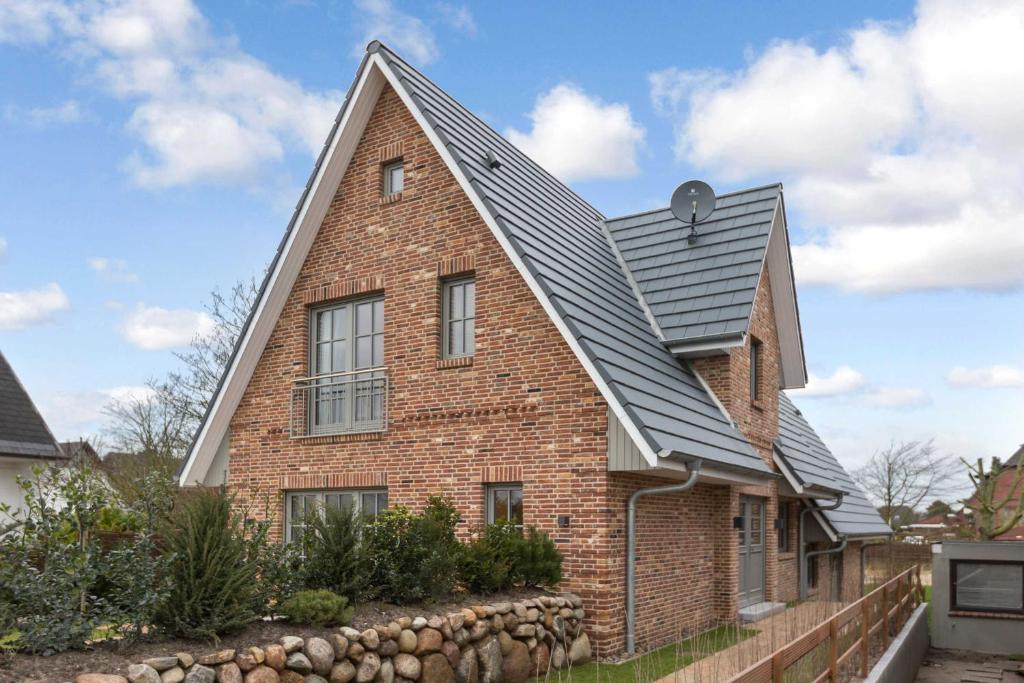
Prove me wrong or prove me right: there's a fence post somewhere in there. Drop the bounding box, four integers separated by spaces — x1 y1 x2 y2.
860 596 870 677
881 583 890 648
829 616 839 682
772 651 783 683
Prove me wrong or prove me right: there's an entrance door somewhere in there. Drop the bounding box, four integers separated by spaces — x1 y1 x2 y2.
738 496 766 607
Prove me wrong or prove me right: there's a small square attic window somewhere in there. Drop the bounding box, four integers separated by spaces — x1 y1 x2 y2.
383 159 404 195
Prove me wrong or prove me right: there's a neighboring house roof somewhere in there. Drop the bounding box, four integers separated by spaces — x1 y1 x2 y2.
775 392 891 538
59 440 102 469
1005 443 1023 468
0 351 63 460
604 186 807 389
179 41 774 486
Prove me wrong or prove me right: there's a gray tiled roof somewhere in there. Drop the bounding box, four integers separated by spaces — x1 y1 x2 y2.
0 352 63 459
375 43 770 475
604 186 780 343
777 392 891 537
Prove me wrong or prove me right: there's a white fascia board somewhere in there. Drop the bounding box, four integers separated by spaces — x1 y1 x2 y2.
773 449 807 495
369 54 662 468
179 63 386 486
764 199 807 389
667 334 746 357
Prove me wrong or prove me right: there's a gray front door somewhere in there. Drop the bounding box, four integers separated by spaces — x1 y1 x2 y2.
738 496 766 607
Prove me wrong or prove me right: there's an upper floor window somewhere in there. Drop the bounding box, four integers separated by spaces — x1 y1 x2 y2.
442 277 475 359
383 159 404 196
305 297 385 434
486 483 523 528
750 338 762 402
285 489 388 544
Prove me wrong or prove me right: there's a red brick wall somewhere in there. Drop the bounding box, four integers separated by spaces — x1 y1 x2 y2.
226 83 616 637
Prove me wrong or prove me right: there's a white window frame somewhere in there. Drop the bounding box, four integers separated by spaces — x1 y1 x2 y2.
285 489 388 544
441 277 475 359
485 483 523 528
382 159 404 195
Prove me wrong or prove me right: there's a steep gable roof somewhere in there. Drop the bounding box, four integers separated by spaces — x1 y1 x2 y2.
604 185 807 388
179 42 774 486
0 351 63 460
776 391 891 538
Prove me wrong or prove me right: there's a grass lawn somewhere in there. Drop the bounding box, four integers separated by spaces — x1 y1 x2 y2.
533 625 756 683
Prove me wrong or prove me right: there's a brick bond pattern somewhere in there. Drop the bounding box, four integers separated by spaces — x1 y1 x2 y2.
226 83 860 656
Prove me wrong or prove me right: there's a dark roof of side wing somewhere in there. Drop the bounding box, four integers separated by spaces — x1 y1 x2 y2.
604 185 780 343
0 352 63 460
777 392 891 537
373 43 770 475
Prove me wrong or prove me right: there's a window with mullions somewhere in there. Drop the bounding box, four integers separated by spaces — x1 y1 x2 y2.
486 484 523 528
309 297 385 434
442 277 475 359
285 489 388 544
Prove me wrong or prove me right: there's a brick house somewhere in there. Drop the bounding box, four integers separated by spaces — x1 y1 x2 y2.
179 42 890 655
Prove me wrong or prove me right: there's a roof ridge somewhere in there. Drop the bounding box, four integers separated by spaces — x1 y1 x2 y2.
606 183 783 225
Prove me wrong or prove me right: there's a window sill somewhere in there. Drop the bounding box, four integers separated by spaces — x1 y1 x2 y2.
380 191 403 205
291 431 384 444
751 399 765 412
949 610 1024 620
437 355 474 370
778 551 796 560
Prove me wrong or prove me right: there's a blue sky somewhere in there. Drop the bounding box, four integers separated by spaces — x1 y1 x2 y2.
1 0 1022 490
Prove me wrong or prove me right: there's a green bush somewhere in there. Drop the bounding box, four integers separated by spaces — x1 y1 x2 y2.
365 495 462 604
155 488 257 640
246 518 303 617
514 526 562 587
300 504 367 603
279 589 354 626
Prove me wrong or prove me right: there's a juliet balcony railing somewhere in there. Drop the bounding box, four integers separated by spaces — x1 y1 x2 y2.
290 367 389 438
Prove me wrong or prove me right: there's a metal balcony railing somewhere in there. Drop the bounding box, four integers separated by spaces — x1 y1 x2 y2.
290 367 388 438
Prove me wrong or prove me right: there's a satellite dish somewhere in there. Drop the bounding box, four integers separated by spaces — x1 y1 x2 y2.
670 180 717 225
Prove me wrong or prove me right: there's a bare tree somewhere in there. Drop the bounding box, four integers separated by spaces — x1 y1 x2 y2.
853 440 961 532
963 456 1024 540
164 276 260 429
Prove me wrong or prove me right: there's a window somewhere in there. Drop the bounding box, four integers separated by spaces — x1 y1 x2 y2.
383 160 404 195
486 484 523 528
285 489 388 544
808 554 819 588
952 561 1024 614
777 502 790 552
750 338 762 402
309 297 385 434
442 277 475 358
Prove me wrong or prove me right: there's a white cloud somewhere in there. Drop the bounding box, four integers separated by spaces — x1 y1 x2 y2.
948 365 1024 388
120 304 214 350
0 0 341 187
437 3 477 37
865 386 930 408
791 366 866 397
0 282 70 330
3 100 83 126
354 0 439 66
506 83 645 183
650 0 1024 292
88 256 138 283
0 237 6 260
0 0 75 45
43 384 155 440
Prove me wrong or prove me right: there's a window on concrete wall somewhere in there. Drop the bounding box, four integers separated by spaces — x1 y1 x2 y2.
442 277 475 359
777 502 790 552
486 484 523 528
750 337 762 402
952 560 1024 613
285 489 388 544
382 159 404 195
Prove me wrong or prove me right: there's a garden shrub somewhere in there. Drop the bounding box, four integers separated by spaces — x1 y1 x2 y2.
246 518 303 618
365 495 462 603
156 488 257 640
300 504 367 603
280 589 354 626
514 526 562 587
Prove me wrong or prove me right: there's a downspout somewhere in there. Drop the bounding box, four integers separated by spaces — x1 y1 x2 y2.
625 459 702 656
798 493 843 600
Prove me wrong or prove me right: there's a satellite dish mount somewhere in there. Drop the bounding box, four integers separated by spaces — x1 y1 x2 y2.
670 180 717 245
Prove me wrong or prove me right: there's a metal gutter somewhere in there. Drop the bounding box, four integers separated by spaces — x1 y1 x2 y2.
799 494 843 600
625 460 702 656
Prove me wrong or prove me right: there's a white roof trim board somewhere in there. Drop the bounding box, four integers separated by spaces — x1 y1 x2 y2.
183 43 878 499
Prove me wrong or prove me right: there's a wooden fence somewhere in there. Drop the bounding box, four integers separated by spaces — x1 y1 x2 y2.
726 566 925 682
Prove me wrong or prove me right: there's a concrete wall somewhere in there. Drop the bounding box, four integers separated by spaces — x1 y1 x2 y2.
931 540 1024 655
864 603 929 683
0 458 36 514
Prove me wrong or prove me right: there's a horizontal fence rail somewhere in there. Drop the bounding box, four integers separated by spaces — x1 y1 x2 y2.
290 367 388 438
727 565 924 683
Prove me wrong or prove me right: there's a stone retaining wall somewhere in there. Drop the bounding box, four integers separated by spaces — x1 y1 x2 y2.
78 594 590 683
